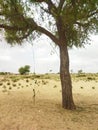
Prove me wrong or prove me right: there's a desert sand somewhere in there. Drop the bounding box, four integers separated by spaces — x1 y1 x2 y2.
0 74 98 130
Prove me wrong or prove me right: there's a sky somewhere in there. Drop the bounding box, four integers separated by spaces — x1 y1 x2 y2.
0 34 98 74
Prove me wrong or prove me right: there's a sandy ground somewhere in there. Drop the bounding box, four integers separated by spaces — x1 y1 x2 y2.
0 74 98 130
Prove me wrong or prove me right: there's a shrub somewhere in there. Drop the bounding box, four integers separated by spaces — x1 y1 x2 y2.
0 83 3 86
26 79 29 82
92 86 95 89
7 82 10 85
0 72 10 75
9 87 12 90
87 77 95 80
13 84 16 87
18 83 21 86
18 65 30 75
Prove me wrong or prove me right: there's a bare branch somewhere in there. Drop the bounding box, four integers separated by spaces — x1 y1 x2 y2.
40 6 50 14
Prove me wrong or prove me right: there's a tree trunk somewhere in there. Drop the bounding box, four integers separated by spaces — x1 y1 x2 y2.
59 43 76 110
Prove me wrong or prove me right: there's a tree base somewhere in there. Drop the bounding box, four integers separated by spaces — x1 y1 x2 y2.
62 101 76 110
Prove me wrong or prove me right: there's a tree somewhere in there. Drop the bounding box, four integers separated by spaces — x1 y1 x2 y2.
78 69 83 75
0 0 98 109
18 65 30 75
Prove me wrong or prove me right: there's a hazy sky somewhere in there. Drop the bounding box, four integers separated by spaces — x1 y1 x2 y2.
0 34 98 74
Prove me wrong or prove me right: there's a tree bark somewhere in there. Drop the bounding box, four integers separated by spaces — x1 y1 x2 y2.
59 43 76 110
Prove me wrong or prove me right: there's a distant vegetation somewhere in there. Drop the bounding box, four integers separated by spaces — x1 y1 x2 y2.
0 72 11 75
18 65 30 75
0 72 98 82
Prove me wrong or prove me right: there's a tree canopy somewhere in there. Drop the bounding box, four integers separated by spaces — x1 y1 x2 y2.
18 65 30 75
0 0 98 47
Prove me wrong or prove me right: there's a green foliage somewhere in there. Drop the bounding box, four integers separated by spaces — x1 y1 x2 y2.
0 0 37 44
0 0 98 47
62 0 98 47
18 65 30 75
0 72 10 75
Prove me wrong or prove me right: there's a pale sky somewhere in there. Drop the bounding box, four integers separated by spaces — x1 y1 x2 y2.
0 35 98 74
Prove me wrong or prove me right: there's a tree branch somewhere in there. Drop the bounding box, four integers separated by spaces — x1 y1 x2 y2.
0 24 27 31
46 0 57 17
40 6 50 14
37 25 59 45
58 0 65 11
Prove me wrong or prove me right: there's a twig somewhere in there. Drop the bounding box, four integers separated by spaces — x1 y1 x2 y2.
33 88 35 105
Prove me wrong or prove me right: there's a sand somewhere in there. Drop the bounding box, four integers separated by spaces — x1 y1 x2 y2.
0 74 98 130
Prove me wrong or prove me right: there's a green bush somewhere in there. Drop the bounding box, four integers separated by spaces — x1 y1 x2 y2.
18 65 30 75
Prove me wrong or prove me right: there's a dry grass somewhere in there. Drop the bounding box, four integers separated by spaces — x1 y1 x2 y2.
0 74 98 130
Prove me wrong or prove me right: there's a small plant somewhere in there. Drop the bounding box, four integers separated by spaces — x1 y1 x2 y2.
0 83 3 86
7 82 10 85
80 86 83 89
26 79 29 82
34 80 37 84
13 84 16 87
34 80 40 86
42 80 48 85
87 77 95 81
13 79 18 82
18 83 21 86
53 85 57 88
92 86 95 89
9 87 12 90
